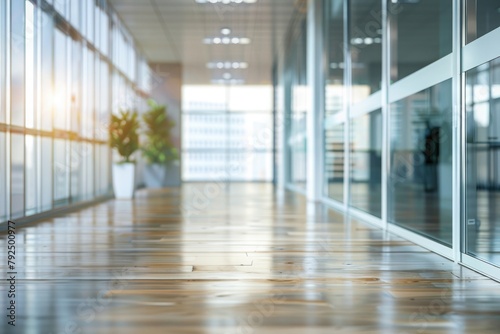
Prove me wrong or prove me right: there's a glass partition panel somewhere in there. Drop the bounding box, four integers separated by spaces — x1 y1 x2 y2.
325 123 344 202
350 109 382 217
25 1 35 129
11 0 25 127
11 134 25 219
350 0 382 103
390 0 452 81
54 139 70 205
389 79 453 245
466 0 500 43
0 0 5 124
41 137 53 212
82 143 95 199
54 29 68 130
70 141 82 201
324 0 344 117
98 144 110 195
40 10 54 131
0 132 6 221
466 56 500 266
25 135 37 215
288 23 307 189
182 112 273 181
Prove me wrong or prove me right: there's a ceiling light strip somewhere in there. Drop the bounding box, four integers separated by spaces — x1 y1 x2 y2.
203 37 251 44
206 62 249 69
196 0 257 4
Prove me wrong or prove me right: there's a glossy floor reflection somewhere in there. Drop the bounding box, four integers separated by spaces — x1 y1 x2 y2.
1 183 500 333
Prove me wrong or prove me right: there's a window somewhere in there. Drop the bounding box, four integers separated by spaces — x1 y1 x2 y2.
350 110 382 217
389 79 453 245
466 0 500 43
465 56 500 266
350 0 382 103
390 0 452 81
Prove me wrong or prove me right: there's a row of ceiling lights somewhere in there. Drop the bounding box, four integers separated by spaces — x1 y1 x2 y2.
203 37 251 45
196 0 257 3
350 37 382 45
203 25 252 84
196 0 257 84
211 79 245 84
206 62 249 69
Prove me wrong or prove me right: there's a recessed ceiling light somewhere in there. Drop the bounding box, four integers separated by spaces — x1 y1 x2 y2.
196 0 257 3
206 62 249 69
211 79 245 85
330 62 345 69
221 28 231 35
203 37 251 45
352 38 363 45
350 37 382 45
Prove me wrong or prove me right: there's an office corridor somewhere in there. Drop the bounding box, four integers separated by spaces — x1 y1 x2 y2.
1 183 500 333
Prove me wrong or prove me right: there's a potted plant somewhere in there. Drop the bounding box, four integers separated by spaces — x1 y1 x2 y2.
141 99 179 188
109 110 140 198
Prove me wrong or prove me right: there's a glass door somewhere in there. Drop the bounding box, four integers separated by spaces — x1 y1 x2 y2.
465 57 500 267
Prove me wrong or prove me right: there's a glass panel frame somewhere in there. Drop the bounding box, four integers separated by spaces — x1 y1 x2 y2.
389 0 452 82
465 56 500 266
388 79 453 246
350 109 382 218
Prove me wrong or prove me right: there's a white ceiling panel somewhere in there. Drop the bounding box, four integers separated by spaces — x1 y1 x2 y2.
108 0 298 85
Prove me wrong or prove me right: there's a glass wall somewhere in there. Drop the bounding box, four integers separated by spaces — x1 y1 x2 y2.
0 0 6 222
280 18 308 190
390 0 452 81
325 123 344 202
350 109 382 217
182 85 274 182
466 0 500 43
276 0 500 279
350 0 382 103
466 57 500 265
389 80 453 245
0 0 150 224
324 0 345 202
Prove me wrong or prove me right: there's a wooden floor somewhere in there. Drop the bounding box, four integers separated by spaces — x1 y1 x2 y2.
2 183 500 333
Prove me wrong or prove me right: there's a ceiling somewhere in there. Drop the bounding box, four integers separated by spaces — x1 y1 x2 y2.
108 0 300 85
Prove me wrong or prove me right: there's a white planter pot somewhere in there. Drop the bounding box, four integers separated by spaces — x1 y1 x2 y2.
144 163 168 188
112 163 136 199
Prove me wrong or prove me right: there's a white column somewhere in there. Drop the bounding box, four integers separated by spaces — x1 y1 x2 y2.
306 0 324 202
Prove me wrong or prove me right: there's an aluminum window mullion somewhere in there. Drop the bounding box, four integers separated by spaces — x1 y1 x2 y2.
451 0 462 263
5 0 10 220
343 0 350 209
381 0 389 230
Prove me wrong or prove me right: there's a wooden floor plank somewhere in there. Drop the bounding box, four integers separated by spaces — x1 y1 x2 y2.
1 183 500 333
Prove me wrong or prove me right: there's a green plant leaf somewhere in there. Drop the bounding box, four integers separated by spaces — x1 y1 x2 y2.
141 100 178 164
109 110 140 163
